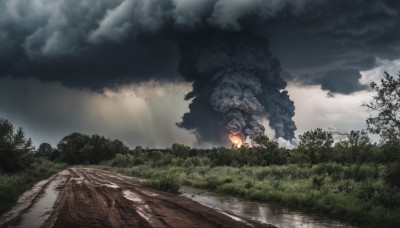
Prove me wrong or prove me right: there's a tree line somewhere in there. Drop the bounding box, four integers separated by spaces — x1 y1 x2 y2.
1 72 399 187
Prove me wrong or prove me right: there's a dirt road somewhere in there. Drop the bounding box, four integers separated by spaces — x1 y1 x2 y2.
3 168 274 228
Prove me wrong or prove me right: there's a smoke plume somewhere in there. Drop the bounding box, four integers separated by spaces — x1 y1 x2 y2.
177 32 296 144
1 0 397 145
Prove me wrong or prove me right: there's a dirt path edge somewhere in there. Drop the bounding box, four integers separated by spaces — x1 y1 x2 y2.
0 174 57 225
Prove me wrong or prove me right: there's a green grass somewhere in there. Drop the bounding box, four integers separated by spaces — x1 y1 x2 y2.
143 172 182 194
97 162 400 227
0 159 66 214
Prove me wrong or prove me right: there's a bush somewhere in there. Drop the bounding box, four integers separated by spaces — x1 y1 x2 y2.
110 153 133 167
101 162 400 227
385 161 400 187
143 172 181 194
312 175 325 190
0 159 66 213
205 176 224 190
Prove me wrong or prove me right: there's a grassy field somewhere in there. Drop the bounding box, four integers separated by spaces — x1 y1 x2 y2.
0 159 66 214
99 162 400 227
1 156 398 227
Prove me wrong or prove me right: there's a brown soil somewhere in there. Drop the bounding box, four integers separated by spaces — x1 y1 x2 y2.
0 174 57 225
36 168 275 228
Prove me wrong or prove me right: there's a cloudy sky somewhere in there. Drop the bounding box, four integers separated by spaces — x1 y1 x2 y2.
1 0 400 148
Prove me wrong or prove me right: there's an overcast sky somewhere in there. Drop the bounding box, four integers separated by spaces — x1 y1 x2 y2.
2 60 398 148
1 0 400 148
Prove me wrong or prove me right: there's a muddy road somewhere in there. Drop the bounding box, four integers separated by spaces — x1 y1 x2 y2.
1 168 274 228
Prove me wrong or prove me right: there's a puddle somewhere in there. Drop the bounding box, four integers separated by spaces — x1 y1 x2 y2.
181 187 356 228
123 190 144 203
8 180 62 228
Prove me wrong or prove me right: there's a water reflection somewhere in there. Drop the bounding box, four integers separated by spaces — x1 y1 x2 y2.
9 180 61 228
181 187 356 228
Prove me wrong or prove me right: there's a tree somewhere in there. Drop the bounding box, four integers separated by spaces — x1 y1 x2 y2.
335 130 372 163
57 132 91 164
36 143 54 158
211 147 235 166
251 134 278 150
171 143 190 158
0 118 34 172
298 128 333 164
250 134 283 165
57 132 130 164
364 72 400 143
386 160 400 187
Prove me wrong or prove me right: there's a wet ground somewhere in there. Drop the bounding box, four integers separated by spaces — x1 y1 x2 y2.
181 187 356 228
1 168 273 228
8 179 62 228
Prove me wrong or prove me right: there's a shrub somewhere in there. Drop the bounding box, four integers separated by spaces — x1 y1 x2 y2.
385 161 400 187
143 172 181 194
0 159 66 213
312 175 325 190
205 176 224 190
110 153 133 167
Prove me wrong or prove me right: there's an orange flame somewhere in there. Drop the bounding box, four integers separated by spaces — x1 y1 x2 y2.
229 134 244 148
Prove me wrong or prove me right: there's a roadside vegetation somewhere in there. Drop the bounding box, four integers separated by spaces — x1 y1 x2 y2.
99 143 400 227
0 119 66 213
0 159 66 214
0 72 399 227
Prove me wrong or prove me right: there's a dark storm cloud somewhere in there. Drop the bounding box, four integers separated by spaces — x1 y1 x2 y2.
316 69 368 94
263 0 400 93
6 38 181 89
0 0 399 91
1 0 400 144
0 0 182 88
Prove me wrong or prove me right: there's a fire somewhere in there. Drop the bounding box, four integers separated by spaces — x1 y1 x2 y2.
229 134 244 148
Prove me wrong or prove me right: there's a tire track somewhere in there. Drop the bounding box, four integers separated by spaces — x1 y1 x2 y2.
40 168 274 228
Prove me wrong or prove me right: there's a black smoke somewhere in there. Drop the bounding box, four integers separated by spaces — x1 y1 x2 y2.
177 32 296 143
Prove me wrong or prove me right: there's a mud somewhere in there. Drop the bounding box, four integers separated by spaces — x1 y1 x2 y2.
0 174 57 225
2 168 274 228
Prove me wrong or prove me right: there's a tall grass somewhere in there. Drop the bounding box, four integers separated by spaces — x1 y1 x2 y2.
0 159 66 214
143 172 182 194
99 162 400 227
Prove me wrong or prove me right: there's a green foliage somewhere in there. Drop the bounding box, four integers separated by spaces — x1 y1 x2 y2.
206 139 287 167
171 143 191 158
56 133 129 164
183 156 210 167
204 175 226 190
101 163 400 227
251 134 278 149
0 118 35 173
251 134 286 165
143 172 181 194
378 142 400 163
365 72 400 143
109 153 134 167
298 128 334 164
0 159 66 213
312 175 325 190
1 116 399 226
385 161 400 187
36 142 54 159
335 130 373 163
